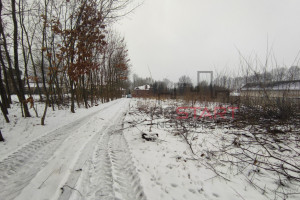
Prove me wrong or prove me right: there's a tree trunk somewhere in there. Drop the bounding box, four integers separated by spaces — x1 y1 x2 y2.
0 78 8 115
90 72 94 106
70 79 75 113
0 130 5 141
40 0 50 124
0 100 9 123
41 98 48 125
0 63 9 113
0 49 11 106
82 75 88 108
11 0 31 117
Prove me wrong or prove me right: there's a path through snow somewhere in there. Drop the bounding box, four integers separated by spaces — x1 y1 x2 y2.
0 99 146 200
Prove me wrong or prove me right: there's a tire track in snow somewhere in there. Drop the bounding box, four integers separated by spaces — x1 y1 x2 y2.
109 130 147 200
63 106 126 200
68 108 147 200
84 129 115 200
0 100 119 200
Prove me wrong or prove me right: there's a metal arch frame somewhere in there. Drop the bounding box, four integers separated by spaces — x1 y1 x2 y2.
197 71 214 98
197 71 213 86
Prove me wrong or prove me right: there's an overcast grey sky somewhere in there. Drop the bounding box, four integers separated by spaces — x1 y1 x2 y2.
115 0 300 83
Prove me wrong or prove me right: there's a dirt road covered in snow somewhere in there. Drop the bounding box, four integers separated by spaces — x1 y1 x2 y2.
0 99 146 200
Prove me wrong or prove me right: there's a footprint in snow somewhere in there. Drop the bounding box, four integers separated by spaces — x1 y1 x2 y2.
189 188 196 193
198 188 204 193
166 164 173 169
171 183 178 187
212 193 219 197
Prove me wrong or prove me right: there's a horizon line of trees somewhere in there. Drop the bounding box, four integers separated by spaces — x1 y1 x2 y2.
131 74 228 99
131 64 300 94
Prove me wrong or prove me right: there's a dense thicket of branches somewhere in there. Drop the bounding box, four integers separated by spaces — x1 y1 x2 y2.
0 0 134 124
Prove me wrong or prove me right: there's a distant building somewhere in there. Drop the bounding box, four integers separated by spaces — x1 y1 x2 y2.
24 82 44 94
24 81 70 95
241 80 300 98
132 84 151 97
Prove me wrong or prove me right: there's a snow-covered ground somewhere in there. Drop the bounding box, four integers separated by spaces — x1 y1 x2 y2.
123 99 300 200
0 96 119 161
1 97 299 200
0 98 147 200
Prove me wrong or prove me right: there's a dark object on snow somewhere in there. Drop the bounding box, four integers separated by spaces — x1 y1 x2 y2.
142 133 158 141
0 130 4 142
266 127 285 134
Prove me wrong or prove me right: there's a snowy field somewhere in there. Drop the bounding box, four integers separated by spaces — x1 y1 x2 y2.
123 99 300 200
0 97 299 200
